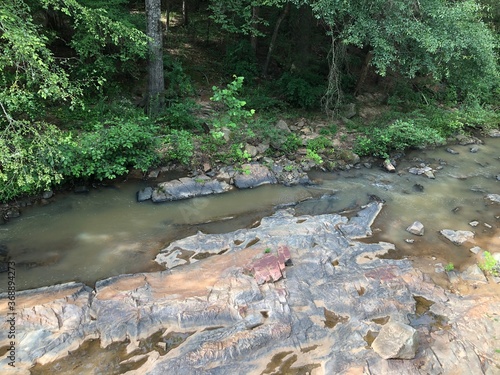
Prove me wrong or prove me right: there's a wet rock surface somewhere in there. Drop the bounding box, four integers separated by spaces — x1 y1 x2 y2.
440 229 475 245
151 176 232 202
2 203 500 374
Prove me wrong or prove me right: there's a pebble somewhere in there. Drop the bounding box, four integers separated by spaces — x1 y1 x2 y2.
469 221 479 227
470 246 481 254
405 239 415 244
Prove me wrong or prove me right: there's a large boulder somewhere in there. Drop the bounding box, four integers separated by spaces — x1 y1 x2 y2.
372 321 418 359
233 164 277 189
152 176 231 202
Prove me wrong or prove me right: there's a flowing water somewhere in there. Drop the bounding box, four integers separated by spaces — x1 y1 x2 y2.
1 137 499 292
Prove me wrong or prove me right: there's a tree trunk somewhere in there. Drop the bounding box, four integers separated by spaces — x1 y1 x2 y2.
354 51 373 96
250 6 259 55
295 5 312 71
263 2 290 76
146 0 165 117
182 0 189 26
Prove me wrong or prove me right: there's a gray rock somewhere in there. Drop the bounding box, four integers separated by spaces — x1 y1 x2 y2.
469 221 479 227
424 170 435 179
275 119 291 133
470 246 482 254
406 221 424 236
244 143 258 158
485 194 500 203
233 164 277 189
488 129 500 137
440 229 474 245
152 176 231 202
343 103 357 119
42 190 54 199
470 146 479 153
446 148 459 155
137 187 153 202
372 321 418 359
461 264 487 283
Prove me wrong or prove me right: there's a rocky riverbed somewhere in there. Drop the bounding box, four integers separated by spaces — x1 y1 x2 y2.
2 202 500 374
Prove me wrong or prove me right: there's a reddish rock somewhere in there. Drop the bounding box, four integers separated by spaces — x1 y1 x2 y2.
247 246 292 285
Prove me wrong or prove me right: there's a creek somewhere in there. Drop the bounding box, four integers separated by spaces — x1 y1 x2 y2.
1 137 499 292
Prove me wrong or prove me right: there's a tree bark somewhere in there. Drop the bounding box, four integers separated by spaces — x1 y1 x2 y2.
354 51 373 96
250 6 259 55
263 2 290 76
146 0 165 117
182 0 189 26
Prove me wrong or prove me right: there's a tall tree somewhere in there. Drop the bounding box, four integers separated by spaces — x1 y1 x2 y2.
295 0 499 109
145 0 165 116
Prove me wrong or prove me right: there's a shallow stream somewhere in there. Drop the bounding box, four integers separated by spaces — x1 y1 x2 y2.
1 137 499 292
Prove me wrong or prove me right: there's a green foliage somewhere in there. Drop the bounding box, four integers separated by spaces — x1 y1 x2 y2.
164 56 195 102
264 248 271 254
159 101 201 130
61 120 159 180
210 76 255 137
0 121 72 201
306 136 331 153
445 263 455 272
306 149 323 165
228 143 252 164
354 119 444 159
319 123 338 136
277 72 326 109
224 40 259 79
479 251 499 276
162 129 194 165
281 133 302 154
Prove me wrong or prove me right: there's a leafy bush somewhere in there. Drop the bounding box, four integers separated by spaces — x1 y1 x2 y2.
307 136 332 153
354 119 445 159
61 120 159 180
224 40 259 79
281 133 302 154
159 100 201 130
0 121 72 202
162 129 194 165
277 72 325 109
210 76 255 138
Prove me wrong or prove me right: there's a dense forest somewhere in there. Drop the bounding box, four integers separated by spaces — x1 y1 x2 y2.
0 0 499 202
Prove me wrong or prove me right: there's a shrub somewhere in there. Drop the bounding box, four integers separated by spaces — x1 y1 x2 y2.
61 120 159 180
354 120 444 159
224 40 259 79
162 129 194 165
210 76 255 138
0 121 72 202
277 72 325 109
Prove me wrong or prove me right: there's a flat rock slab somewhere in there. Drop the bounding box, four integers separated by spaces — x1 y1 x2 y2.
2 202 500 375
233 163 277 189
440 229 475 245
152 176 232 202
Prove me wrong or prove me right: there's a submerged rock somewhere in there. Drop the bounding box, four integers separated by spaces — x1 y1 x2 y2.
440 229 475 245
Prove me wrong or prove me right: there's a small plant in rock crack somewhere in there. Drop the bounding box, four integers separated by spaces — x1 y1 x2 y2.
444 263 455 272
264 248 271 254
479 251 499 276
